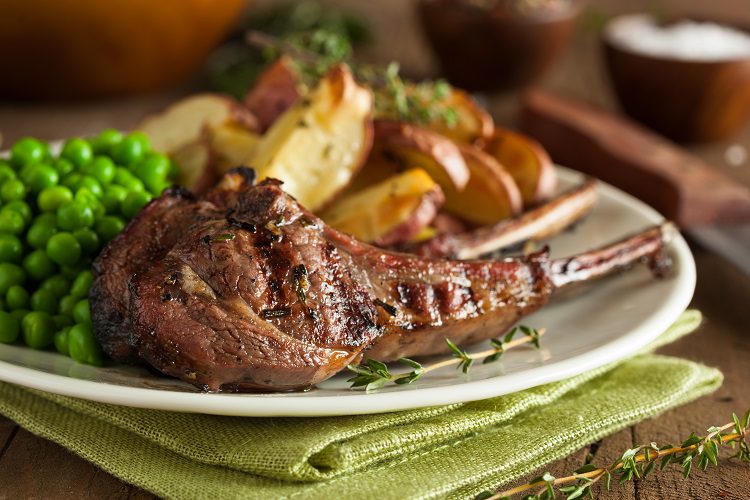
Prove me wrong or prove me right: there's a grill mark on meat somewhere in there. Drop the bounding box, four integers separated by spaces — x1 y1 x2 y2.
433 281 475 321
373 298 397 317
97 168 671 392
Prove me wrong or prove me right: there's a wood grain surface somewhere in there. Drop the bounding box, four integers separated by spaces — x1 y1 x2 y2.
1 1 749 498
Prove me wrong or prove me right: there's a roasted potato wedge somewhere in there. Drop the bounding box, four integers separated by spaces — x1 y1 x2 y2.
243 56 302 132
246 64 374 211
426 89 494 146
137 93 258 154
206 123 261 175
442 144 523 225
484 128 556 206
373 119 470 192
320 168 444 246
339 149 403 196
171 139 217 194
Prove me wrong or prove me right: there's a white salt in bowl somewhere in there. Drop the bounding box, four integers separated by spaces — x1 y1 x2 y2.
602 13 750 143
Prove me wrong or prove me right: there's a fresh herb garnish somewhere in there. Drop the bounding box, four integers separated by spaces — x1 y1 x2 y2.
346 325 545 390
477 409 750 499
246 30 459 128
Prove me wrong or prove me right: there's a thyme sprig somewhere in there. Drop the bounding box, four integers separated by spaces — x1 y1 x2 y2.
246 30 458 128
347 326 545 390
477 409 750 499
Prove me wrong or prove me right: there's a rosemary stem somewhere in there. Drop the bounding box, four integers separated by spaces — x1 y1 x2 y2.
489 422 747 499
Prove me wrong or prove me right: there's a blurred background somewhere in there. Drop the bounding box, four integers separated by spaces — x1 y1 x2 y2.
1 0 749 174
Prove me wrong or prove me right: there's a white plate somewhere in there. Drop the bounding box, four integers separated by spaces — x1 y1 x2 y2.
0 167 695 416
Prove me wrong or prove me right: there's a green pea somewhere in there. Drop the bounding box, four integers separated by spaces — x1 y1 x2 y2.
0 165 16 184
121 191 153 219
73 228 100 255
0 178 26 202
22 249 56 281
68 322 103 366
62 172 84 191
6 285 30 310
10 137 46 167
70 270 93 299
56 202 95 230
54 326 71 355
101 185 129 213
75 188 105 219
37 186 72 213
61 138 93 167
46 232 82 266
22 311 56 349
22 164 59 193
149 179 172 196
112 134 146 166
0 311 20 343
30 288 58 314
53 314 73 329
0 263 25 295
26 220 57 249
77 176 103 198
0 234 23 263
0 208 26 235
33 213 57 226
72 298 91 324
4 200 32 224
113 167 145 192
81 156 116 185
40 274 70 299
89 128 123 155
96 215 126 242
133 154 170 190
58 295 77 315
53 158 75 177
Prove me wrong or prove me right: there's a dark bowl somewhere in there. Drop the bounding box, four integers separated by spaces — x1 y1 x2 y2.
603 14 750 143
418 0 581 92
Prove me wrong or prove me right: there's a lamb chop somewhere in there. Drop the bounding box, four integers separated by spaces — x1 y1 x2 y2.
91 168 672 392
90 169 257 363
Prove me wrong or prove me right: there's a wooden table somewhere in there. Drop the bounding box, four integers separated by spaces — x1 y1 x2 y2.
1 1 749 497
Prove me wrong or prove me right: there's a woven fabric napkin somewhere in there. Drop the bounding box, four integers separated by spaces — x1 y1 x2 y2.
0 310 721 499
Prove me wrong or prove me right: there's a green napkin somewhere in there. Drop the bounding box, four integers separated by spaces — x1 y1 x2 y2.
0 310 722 499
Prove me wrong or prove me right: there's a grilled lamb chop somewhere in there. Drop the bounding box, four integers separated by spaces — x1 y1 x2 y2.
92 168 673 392
90 169 257 363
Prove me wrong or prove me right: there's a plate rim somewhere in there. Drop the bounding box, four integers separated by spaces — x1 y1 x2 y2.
0 167 696 416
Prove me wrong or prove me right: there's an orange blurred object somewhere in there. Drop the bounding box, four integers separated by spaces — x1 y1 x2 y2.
0 0 247 99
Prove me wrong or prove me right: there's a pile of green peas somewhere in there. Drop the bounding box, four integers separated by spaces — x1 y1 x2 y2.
0 130 178 365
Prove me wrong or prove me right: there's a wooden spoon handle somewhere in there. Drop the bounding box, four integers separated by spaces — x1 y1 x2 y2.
519 89 750 227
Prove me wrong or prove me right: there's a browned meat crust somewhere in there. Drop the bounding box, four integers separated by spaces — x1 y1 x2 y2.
91 168 671 392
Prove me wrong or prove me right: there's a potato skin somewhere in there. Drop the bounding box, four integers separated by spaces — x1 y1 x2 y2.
375 186 445 246
243 57 302 132
484 128 556 206
373 119 470 191
442 143 523 225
